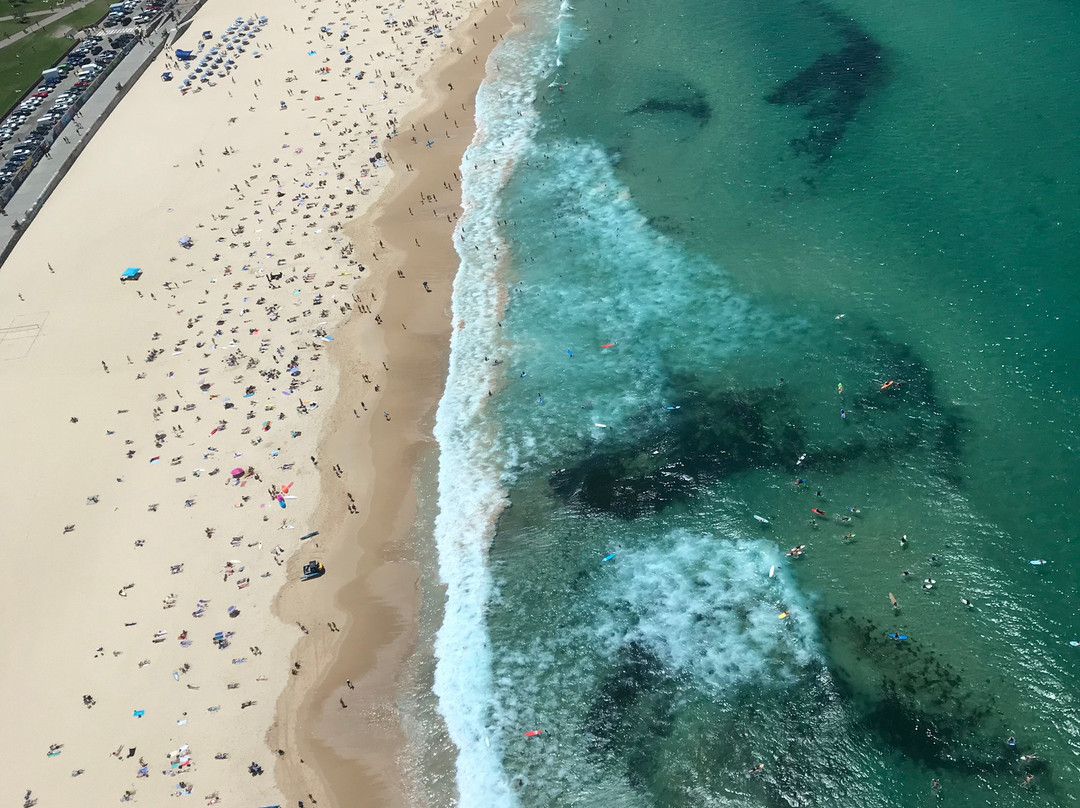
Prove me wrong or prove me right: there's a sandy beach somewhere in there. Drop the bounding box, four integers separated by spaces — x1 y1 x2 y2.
0 0 514 805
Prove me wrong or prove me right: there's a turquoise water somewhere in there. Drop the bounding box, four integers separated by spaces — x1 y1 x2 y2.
427 0 1080 805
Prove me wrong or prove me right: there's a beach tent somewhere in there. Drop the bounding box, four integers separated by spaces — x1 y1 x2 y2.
161 72 172 81
121 267 142 281
179 236 193 249
175 49 194 61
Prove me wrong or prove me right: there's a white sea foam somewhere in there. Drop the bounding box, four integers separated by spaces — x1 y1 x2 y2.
430 3 565 806
595 529 821 690
486 138 773 471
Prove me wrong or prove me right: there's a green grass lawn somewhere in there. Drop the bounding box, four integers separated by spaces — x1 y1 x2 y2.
0 0 110 117
0 0 64 19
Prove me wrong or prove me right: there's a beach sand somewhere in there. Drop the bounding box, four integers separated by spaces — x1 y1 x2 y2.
0 0 514 806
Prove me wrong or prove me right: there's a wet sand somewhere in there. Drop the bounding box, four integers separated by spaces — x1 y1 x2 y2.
272 5 516 807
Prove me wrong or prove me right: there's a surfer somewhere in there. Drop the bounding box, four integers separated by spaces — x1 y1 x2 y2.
900 534 908 548
961 598 973 608
840 408 846 419
811 508 826 517
843 533 855 540
848 507 860 514
786 545 805 558
889 592 899 610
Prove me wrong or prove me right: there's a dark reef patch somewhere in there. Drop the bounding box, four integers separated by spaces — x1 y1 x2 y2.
765 6 886 163
819 605 1019 773
586 641 678 788
629 96 711 123
551 324 965 519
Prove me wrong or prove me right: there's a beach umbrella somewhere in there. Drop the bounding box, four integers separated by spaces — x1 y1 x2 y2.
231 467 244 477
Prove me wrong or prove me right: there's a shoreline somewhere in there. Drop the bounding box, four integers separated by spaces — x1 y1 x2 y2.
272 3 517 808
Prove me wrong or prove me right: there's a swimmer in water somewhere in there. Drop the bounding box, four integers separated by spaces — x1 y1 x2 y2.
961 598 973 607
900 534 908 548
843 533 855 540
1008 736 1017 747
1021 753 1038 761
748 763 765 777
840 408 846 419
924 579 936 589
849 506 860 514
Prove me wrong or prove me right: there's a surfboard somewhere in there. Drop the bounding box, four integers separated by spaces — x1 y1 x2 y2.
753 514 770 524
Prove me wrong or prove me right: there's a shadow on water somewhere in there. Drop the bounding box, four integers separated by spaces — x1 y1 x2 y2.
764 3 888 164
550 323 966 518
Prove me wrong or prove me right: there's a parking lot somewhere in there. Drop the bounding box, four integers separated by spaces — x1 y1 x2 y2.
0 0 171 193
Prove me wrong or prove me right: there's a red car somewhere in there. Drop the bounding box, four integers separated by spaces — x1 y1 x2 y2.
33 90 50 98
73 80 90 88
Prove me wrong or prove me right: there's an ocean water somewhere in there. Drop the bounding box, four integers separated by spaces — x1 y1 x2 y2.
426 0 1080 805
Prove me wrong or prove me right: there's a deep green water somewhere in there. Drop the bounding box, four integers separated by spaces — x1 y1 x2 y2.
428 1 1080 805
